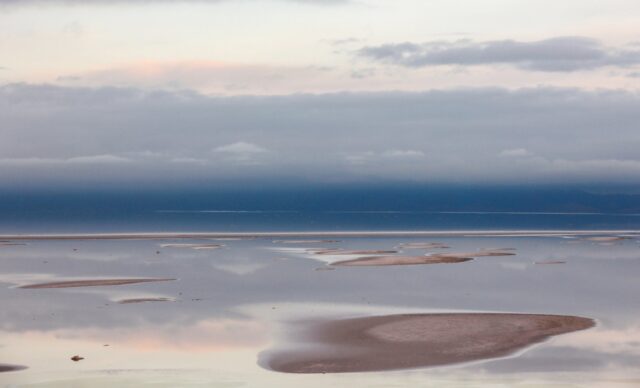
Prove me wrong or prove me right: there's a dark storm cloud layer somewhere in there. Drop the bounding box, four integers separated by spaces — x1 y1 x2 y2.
1 83 640 186
359 37 640 72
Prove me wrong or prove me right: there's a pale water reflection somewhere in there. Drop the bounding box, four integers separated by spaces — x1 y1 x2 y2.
1 234 639 386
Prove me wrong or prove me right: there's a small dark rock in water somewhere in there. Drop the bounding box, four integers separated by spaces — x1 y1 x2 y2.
71 355 84 362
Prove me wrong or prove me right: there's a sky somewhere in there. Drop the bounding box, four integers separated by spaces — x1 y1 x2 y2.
1 0 640 188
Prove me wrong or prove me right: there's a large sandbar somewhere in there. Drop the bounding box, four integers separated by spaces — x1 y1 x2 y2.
263 313 595 373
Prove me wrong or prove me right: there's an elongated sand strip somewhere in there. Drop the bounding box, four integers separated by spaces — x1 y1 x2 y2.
398 242 450 249
117 297 173 304
0 364 28 373
583 236 627 242
160 243 223 249
19 278 175 289
332 255 472 266
313 249 398 256
535 260 567 265
273 240 341 244
263 313 595 374
332 249 514 266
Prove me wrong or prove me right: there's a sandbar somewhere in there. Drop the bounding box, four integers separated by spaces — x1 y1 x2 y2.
0 364 27 373
312 249 398 256
118 297 173 304
398 242 450 249
535 260 567 265
160 243 223 249
331 249 513 266
583 236 627 242
263 313 595 373
332 255 472 266
273 240 341 244
19 278 175 289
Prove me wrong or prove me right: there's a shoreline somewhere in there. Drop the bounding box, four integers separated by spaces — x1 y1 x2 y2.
1 229 639 241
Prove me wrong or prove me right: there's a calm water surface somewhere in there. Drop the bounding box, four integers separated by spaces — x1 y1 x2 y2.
1 215 639 386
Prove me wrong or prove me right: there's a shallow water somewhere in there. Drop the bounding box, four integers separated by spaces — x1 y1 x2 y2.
1 233 640 386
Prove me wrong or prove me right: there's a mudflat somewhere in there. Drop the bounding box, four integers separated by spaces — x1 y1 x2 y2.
264 313 595 373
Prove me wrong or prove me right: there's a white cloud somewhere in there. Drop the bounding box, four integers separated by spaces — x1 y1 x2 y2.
382 149 425 159
214 142 268 155
499 148 534 157
66 154 131 164
170 157 207 164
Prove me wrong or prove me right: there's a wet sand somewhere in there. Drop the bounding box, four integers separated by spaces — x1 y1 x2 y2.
312 249 398 256
160 243 223 249
397 242 450 249
535 260 567 265
273 240 341 244
332 255 472 266
0 364 28 373
117 297 173 304
19 278 176 289
332 249 514 266
263 313 595 374
583 236 627 242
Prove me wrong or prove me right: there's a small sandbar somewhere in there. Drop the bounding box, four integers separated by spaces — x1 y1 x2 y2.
583 236 627 242
117 297 174 304
263 313 595 373
19 278 175 289
273 240 341 244
311 249 398 256
332 255 472 266
0 364 28 373
397 242 449 249
535 260 567 265
331 249 514 266
159 243 224 250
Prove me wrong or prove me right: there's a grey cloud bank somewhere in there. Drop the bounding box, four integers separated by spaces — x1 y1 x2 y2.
359 37 640 72
1 83 640 186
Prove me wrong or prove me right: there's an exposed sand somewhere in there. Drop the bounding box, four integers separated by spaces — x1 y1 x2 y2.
583 236 627 242
159 243 223 249
397 242 450 249
332 255 472 266
332 249 514 266
0 242 26 247
0 364 27 373
535 260 567 265
263 313 595 374
311 249 398 256
117 297 173 304
19 278 176 289
273 240 341 244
